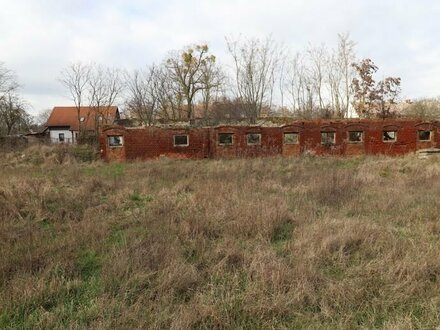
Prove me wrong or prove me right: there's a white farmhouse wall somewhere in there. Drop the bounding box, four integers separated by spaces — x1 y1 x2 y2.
49 129 75 143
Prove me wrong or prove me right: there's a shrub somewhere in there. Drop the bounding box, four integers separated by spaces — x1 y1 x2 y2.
54 144 69 164
71 145 99 162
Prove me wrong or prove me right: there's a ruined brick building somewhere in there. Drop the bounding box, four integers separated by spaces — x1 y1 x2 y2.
99 119 439 161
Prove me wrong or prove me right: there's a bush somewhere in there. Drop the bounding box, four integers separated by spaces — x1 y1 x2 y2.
54 144 70 164
71 145 99 162
0 136 28 152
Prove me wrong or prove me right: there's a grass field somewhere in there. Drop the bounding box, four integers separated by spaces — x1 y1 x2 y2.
1 145 440 329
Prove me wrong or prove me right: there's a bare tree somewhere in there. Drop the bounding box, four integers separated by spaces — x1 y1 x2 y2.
200 58 225 119
0 63 29 135
0 91 29 135
278 53 289 114
285 52 315 118
327 51 343 117
307 44 329 112
282 34 356 119
209 96 248 123
31 108 52 133
59 62 91 140
125 65 159 125
152 66 186 122
226 36 282 121
35 108 52 126
88 65 123 128
0 62 19 101
401 98 440 119
165 44 216 120
335 33 356 118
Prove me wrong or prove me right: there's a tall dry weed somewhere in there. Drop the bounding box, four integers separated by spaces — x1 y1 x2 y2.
1 152 440 328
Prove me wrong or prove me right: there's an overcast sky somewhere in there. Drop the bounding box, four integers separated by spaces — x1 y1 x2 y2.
1 0 440 115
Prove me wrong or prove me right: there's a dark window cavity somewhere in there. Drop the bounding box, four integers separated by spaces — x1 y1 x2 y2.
348 131 363 143
321 132 336 145
59 133 65 142
418 130 431 141
174 135 189 146
218 133 233 145
246 133 261 145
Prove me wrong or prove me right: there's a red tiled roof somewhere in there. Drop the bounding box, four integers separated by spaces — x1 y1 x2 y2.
46 106 119 131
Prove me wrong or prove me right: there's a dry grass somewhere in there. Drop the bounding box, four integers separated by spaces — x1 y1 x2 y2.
1 146 440 329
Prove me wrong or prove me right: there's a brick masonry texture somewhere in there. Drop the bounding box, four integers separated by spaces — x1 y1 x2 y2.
99 119 440 161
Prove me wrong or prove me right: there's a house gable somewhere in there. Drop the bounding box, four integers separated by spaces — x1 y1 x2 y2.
46 106 119 131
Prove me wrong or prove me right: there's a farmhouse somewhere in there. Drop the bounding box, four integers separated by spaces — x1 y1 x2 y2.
100 119 439 161
46 106 120 143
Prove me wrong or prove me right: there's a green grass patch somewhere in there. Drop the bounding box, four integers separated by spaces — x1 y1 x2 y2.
107 227 127 247
75 250 102 279
271 220 294 243
129 191 154 208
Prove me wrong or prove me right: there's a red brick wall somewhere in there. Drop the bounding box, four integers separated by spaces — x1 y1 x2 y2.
209 126 282 158
100 119 440 161
281 124 304 156
99 127 126 162
100 126 209 161
415 122 439 150
365 121 414 155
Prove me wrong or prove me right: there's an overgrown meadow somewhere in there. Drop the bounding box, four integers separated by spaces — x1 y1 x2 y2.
1 145 440 329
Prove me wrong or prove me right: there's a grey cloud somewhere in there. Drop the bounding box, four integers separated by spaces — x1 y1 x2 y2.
1 0 439 114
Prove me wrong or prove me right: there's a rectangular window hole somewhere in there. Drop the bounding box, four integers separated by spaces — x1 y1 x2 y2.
218 133 233 145
246 133 261 145
174 135 189 146
283 133 299 144
108 135 123 147
383 131 397 142
418 130 431 141
348 131 363 143
321 132 336 145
